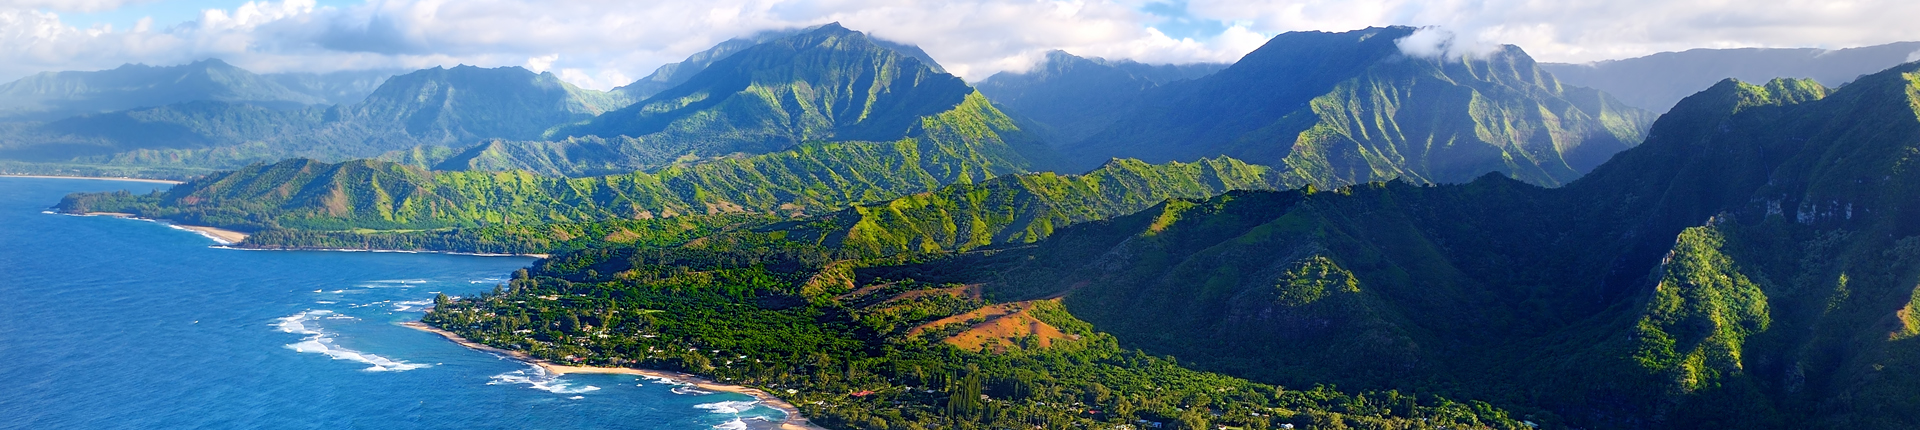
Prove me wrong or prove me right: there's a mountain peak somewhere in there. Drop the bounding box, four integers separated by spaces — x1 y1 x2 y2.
560 23 972 158
811 22 851 33
1064 25 1654 187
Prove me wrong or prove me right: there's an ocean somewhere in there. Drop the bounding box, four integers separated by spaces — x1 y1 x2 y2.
0 177 786 429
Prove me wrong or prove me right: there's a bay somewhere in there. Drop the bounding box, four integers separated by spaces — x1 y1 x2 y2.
0 177 784 429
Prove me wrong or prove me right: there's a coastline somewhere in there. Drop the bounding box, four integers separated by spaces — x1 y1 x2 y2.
401 321 823 430
76 212 250 245
1 174 183 184
232 245 548 259
72 212 546 258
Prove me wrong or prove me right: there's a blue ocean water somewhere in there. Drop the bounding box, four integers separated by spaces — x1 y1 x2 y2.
0 177 784 429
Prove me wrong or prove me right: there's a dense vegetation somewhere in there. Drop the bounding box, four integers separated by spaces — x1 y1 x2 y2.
425 242 1533 430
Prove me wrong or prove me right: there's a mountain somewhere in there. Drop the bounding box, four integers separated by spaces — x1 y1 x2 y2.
336 65 627 144
0 64 631 172
1543 41 1920 113
518 23 978 173
976 50 1226 143
776 156 1288 256
57 90 1035 231
850 63 1916 428
1064 26 1656 188
0 101 326 163
610 30 803 101
0 59 322 120
264 69 405 106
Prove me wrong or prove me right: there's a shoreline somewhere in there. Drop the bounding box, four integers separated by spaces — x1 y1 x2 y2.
76 212 250 245
401 322 822 430
72 212 547 258
229 245 549 259
1 174 183 184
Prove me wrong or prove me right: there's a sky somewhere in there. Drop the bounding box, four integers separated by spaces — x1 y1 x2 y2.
3 0 1919 90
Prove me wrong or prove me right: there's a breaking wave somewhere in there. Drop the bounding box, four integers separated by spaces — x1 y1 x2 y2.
274 310 427 372
488 365 601 394
695 400 761 414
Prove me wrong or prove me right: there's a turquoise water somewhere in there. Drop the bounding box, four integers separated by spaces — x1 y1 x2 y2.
0 177 784 429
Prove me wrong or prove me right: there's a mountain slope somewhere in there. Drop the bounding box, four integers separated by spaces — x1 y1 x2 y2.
528 23 974 173
0 59 321 120
1543 41 1920 112
1067 26 1655 188
57 91 1036 231
778 156 1291 257
975 51 1225 143
0 64 631 172
610 30 803 101
339 65 627 143
264 69 405 106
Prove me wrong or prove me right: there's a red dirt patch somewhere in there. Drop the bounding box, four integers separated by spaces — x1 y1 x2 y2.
907 299 1077 353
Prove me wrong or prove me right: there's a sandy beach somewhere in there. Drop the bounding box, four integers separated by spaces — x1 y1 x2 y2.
402 321 823 430
77 212 251 245
177 225 250 244
0 174 183 184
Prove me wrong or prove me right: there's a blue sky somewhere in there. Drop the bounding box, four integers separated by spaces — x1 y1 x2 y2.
54 0 354 29
1140 0 1231 41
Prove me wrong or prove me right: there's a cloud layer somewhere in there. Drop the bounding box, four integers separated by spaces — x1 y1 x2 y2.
4 0 1919 90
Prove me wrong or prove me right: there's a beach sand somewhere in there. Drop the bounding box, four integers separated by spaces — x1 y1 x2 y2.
177 225 249 244
78 212 250 245
0 174 183 184
402 322 823 430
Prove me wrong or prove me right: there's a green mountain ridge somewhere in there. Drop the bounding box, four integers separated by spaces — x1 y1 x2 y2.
1068 26 1656 188
56 90 1035 231
778 156 1296 257
473 24 978 175
0 64 632 172
0 59 323 120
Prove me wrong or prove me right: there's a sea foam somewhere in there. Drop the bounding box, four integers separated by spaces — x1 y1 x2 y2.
488 365 601 394
274 310 428 372
694 400 761 414
672 385 715 395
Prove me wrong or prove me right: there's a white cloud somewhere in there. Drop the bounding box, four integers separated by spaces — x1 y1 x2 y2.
1908 49 1920 63
1185 0 1920 64
2 0 1918 90
525 53 557 73
1394 27 1499 59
